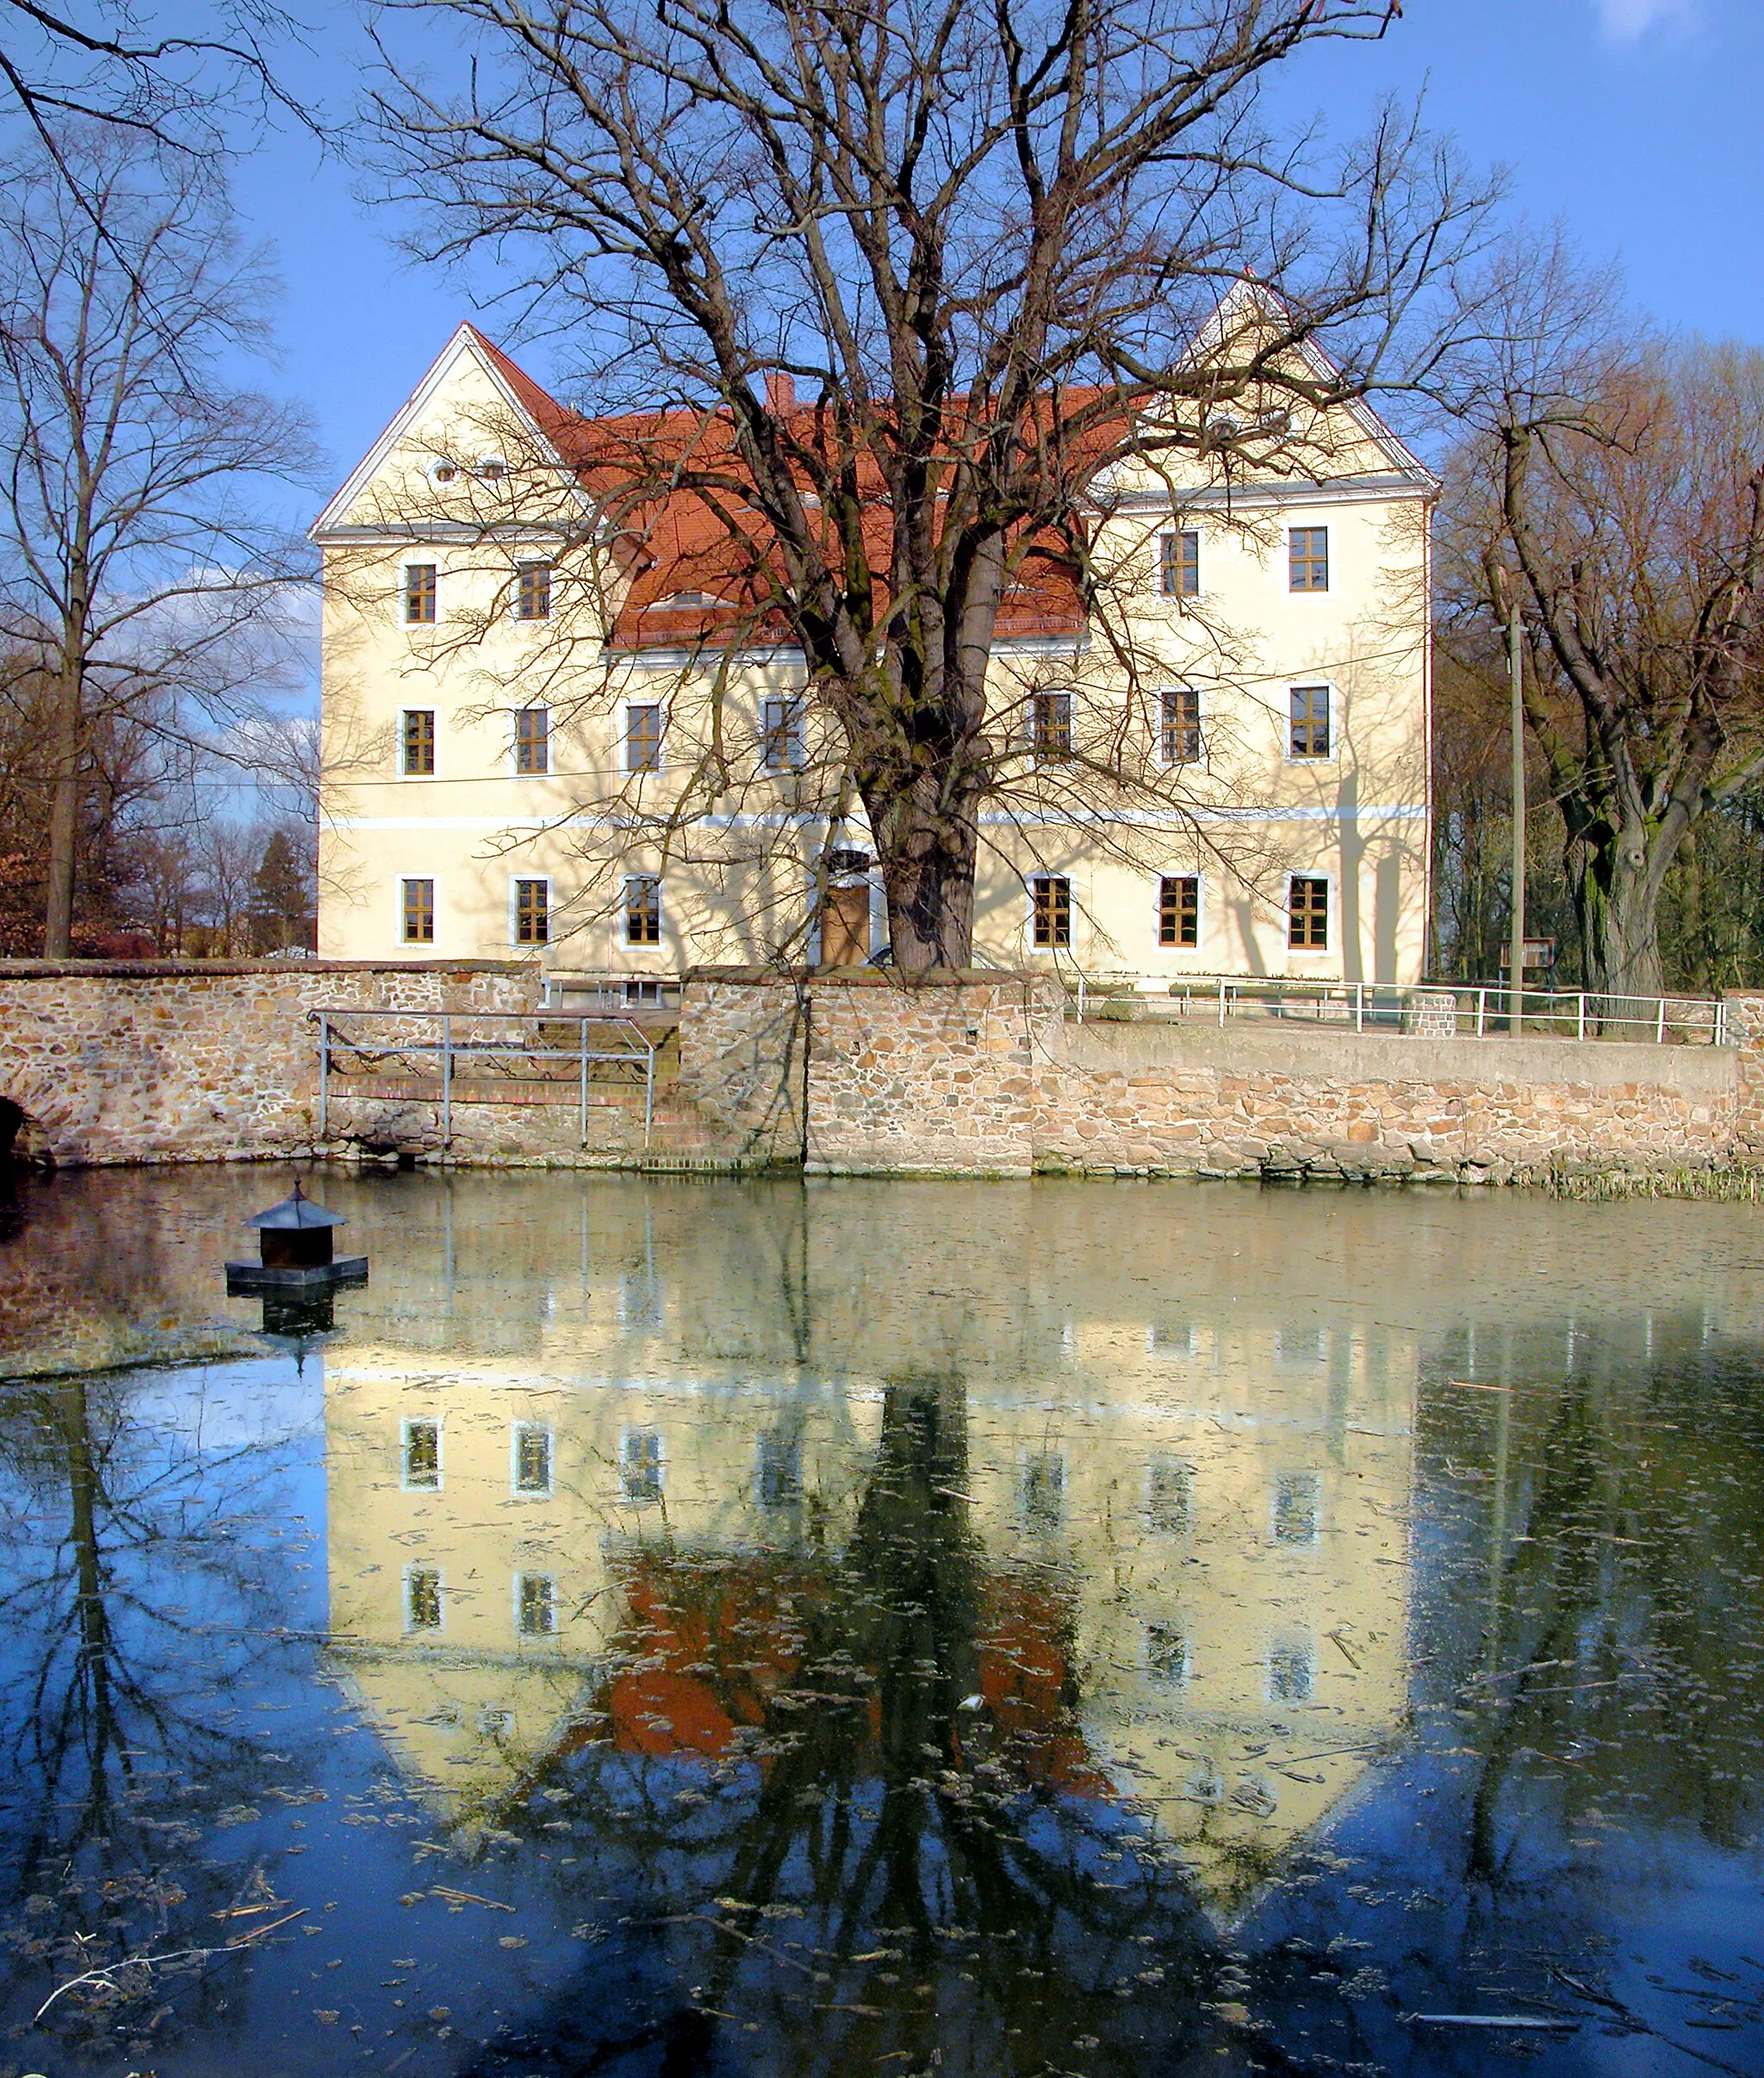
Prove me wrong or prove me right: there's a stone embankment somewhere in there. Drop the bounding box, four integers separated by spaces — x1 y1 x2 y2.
3 958 1762 1182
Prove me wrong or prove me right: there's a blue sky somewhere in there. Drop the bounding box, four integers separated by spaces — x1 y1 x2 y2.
224 0 1759 512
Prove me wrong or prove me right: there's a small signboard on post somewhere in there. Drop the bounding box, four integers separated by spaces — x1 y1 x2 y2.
1499 938 1556 975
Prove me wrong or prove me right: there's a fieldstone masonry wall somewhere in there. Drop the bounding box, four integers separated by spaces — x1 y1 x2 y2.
4 958 1764 1180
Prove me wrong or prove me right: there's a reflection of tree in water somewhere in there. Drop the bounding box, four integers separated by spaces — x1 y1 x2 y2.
471 1379 1220 2076
0 1370 314 2058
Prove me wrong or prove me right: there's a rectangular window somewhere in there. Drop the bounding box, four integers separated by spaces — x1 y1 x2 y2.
757 1432 803 1509
626 704 662 772
1158 875 1199 949
1021 1451 1065 1532
1289 684 1331 759
1032 691 1072 760
516 560 551 621
512 1424 553 1497
1031 875 1071 949
401 709 435 776
1268 1641 1315 1703
1289 526 1329 592
760 696 805 772
513 878 550 946
1289 875 1329 951
401 878 435 945
1146 1622 1189 1685
405 563 438 623
406 1566 442 1633
514 707 550 775
624 874 662 946
1158 529 1201 597
516 1572 556 1637
1161 687 1202 764
402 1418 440 1490
620 1428 663 1504
1146 1457 1194 1535
1272 1471 1322 1547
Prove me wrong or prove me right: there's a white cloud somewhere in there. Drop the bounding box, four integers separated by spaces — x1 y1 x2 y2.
1598 0 1699 43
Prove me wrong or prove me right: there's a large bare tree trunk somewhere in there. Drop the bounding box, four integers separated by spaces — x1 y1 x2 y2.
42 663 82 957
1575 816 1669 1006
875 779 980 971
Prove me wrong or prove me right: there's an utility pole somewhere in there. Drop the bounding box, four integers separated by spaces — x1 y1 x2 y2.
1508 602 1526 1034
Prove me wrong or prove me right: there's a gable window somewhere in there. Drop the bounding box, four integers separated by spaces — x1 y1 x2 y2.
404 563 438 623
1031 874 1071 948
619 1428 663 1504
1289 525 1329 592
624 874 662 946
1158 875 1199 949
1158 529 1200 598
761 695 805 772
626 704 662 772
1289 684 1331 759
1146 1456 1194 1535
512 1423 553 1496
402 709 435 776
516 560 551 620
402 1417 441 1489
1032 691 1072 760
514 878 550 946
405 1566 442 1632
515 706 550 775
516 1572 556 1637
401 878 435 945
1161 687 1202 765
1289 875 1329 951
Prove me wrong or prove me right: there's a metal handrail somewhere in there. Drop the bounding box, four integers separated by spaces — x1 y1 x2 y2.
313 1008 657 1149
1069 975 1729 1046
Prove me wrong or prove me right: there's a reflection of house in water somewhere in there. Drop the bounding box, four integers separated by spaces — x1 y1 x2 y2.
320 1184 1413 1910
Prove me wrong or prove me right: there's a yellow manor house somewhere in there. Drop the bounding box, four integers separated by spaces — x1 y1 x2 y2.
314 288 1435 989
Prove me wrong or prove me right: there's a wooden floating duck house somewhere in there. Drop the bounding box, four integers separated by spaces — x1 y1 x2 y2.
227 1182 368 1292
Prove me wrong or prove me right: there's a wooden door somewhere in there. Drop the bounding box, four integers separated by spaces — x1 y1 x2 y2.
821 884 871 966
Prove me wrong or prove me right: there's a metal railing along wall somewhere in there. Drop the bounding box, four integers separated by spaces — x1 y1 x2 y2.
1069 976 1730 1046
314 1008 658 1148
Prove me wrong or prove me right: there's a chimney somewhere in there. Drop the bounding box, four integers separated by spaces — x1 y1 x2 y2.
765 370 797 412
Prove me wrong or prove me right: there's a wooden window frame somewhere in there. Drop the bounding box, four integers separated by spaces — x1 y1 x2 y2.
1289 875 1330 952
401 878 435 946
401 708 435 777
625 703 663 772
1158 874 1200 949
404 562 438 624
624 873 662 946
513 877 550 946
1158 528 1201 598
1289 525 1329 592
1031 690 1073 762
1031 874 1071 949
515 559 551 621
514 705 550 775
760 694 806 772
1160 687 1202 765
1289 683 1332 760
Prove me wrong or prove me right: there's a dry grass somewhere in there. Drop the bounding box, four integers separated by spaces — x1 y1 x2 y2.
1543 1162 1764 1202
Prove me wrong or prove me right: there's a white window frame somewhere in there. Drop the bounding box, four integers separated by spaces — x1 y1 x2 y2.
400 875 439 949
401 1416 442 1492
1157 685 1204 769
509 873 553 949
403 1564 444 1634
1284 679 1337 763
511 704 551 777
624 700 665 775
1286 870 1334 959
399 707 438 780
1154 869 1205 955
513 1570 557 1638
510 1421 554 1498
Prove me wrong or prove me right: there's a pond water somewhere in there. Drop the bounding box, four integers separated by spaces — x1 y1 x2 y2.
0 1169 1761 2078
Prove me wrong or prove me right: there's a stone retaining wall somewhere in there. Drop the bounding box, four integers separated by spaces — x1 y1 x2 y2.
4 958 1761 1180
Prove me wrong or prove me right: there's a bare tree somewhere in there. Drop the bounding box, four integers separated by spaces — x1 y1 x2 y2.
363 0 1493 969
0 127 319 956
1438 243 1764 1002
